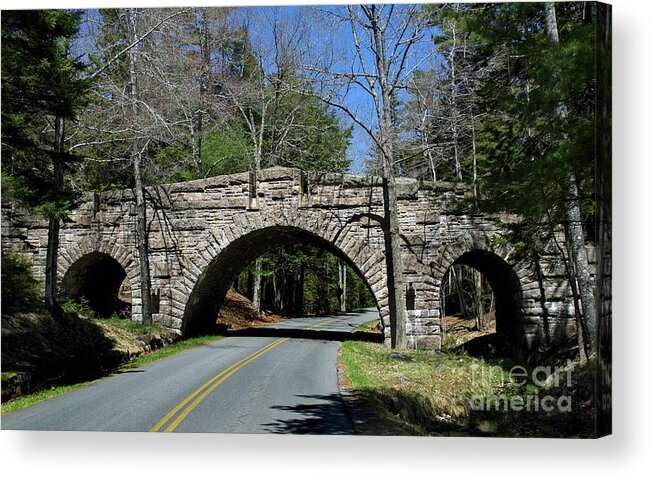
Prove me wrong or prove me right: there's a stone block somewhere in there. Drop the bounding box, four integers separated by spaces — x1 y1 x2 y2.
153 261 171 278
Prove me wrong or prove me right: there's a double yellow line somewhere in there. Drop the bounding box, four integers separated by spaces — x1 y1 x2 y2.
150 315 347 432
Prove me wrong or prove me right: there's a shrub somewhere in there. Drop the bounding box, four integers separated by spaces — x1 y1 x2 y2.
1 251 41 308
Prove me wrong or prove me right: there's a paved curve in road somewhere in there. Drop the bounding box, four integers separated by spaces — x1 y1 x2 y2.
1 309 379 434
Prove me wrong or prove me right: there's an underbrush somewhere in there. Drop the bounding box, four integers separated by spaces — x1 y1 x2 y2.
341 341 597 437
1 298 218 410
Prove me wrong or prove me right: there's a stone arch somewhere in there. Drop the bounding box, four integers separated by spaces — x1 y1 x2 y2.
178 210 388 338
58 238 139 318
429 232 538 348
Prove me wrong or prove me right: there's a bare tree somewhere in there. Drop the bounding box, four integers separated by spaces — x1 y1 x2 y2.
217 8 313 172
147 8 233 179
218 8 319 313
308 5 430 349
74 8 191 324
400 5 487 186
126 8 154 325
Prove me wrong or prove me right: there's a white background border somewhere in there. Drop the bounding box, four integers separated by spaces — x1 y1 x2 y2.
1 1 648 476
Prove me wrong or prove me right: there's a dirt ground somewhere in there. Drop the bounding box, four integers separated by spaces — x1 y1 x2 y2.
443 313 497 346
217 290 290 330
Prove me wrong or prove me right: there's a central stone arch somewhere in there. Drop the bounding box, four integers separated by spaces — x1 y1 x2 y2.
179 210 389 339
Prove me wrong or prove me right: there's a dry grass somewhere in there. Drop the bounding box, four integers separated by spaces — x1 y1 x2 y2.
217 290 290 330
341 341 598 437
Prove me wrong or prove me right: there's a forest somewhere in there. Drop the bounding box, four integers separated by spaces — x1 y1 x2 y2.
1 3 609 358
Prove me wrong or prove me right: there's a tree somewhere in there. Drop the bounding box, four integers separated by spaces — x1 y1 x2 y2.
217 8 351 313
73 8 190 323
217 8 351 174
309 4 429 348
544 1 596 359
449 2 599 358
2 10 89 315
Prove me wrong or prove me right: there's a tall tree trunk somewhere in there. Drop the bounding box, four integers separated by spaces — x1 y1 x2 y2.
252 258 263 313
473 269 483 331
470 109 478 199
545 2 596 351
563 177 595 351
370 11 407 349
192 8 210 179
191 112 203 179
44 115 65 317
448 20 462 181
453 265 467 317
128 8 153 325
382 170 407 349
338 261 347 313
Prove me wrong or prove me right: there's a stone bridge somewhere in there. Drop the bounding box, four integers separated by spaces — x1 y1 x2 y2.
1 167 580 351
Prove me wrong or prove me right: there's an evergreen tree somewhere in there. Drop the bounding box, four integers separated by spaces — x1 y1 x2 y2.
2 9 89 314
445 2 599 358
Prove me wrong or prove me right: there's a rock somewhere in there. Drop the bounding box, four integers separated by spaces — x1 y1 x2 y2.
1 371 32 403
389 352 413 362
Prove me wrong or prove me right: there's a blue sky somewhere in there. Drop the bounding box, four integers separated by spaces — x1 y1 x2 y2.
61 3 445 175
236 4 443 173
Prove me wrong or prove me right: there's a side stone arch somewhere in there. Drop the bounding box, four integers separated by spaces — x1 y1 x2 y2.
173 209 390 339
427 231 540 349
57 236 140 318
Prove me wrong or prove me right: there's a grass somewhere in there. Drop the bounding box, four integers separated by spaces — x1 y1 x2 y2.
1 380 102 415
341 341 597 437
342 342 510 431
353 319 381 333
1 334 223 416
99 316 167 336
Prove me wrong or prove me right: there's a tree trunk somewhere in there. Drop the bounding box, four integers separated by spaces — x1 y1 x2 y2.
370 11 407 349
193 8 210 180
563 177 595 354
566 239 589 364
448 21 462 181
128 8 153 326
473 269 483 331
191 111 203 179
470 109 478 199
382 171 407 349
252 258 263 313
338 261 347 312
44 115 65 317
545 2 596 351
453 265 467 317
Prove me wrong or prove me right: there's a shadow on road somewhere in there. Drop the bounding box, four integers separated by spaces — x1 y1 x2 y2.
261 393 354 434
220 309 384 343
224 327 383 343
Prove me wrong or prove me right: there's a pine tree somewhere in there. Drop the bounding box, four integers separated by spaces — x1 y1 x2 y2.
454 2 599 357
2 9 89 315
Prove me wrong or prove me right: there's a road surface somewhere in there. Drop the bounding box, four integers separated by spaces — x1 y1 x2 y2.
1 309 379 434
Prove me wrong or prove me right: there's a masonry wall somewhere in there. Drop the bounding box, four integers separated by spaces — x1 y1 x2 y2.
1 167 582 351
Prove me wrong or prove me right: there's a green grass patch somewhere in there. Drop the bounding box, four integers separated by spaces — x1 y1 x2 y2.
340 341 597 437
342 342 510 427
97 316 167 336
1 380 101 416
353 319 381 333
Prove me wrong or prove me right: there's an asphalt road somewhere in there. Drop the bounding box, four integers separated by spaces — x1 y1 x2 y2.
1 309 379 434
